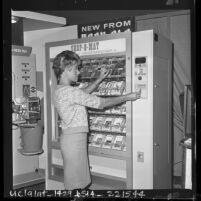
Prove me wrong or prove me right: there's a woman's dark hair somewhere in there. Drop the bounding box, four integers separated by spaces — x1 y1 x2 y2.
52 50 81 83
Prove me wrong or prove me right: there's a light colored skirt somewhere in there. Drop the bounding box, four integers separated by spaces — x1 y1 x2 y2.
60 131 91 190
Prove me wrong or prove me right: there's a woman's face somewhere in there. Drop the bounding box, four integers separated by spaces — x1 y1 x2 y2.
66 61 81 82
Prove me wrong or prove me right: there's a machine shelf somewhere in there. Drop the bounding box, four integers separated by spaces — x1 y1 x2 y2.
89 146 126 159
91 172 126 182
80 75 126 80
95 94 124 97
89 129 126 136
88 111 126 116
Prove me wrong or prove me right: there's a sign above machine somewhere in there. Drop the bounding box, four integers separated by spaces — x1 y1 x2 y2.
78 17 134 38
50 38 126 58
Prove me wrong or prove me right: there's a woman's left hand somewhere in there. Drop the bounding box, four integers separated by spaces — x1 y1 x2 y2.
98 68 110 80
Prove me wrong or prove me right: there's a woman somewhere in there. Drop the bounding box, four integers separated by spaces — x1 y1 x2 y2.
52 50 141 190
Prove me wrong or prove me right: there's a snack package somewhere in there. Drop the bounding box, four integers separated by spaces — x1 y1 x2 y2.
122 87 126 95
88 133 96 146
110 106 121 114
89 116 95 125
110 81 118 95
84 66 93 78
111 117 125 132
112 135 124 150
92 134 106 147
105 82 113 95
102 134 115 149
82 59 91 65
108 81 116 95
90 116 105 131
121 137 126 151
98 81 107 95
122 121 126 133
102 117 114 132
91 59 100 66
119 81 126 95
120 104 126 114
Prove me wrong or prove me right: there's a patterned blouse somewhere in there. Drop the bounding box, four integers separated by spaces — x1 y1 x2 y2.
53 85 104 133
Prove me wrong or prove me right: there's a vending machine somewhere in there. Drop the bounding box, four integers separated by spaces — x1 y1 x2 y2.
12 45 43 188
45 30 173 189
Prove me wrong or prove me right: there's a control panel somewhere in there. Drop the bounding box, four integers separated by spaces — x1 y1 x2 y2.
12 54 37 99
134 57 148 99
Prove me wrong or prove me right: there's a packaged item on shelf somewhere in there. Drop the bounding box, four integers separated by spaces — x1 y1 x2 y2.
117 57 126 65
120 104 126 114
119 68 126 77
122 87 126 95
109 81 117 95
118 81 126 95
110 67 118 76
121 120 126 133
89 116 95 125
112 135 125 150
111 117 125 132
119 81 126 95
112 64 123 76
89 116 96 130
110 58 118 65
110 81 120 95
121 137 126 151
110 81 125 95
82 59 91 65
80 67 87 78
91 66 100 78
88 133 96 146
104 108 111 114
105 82 113 95
115 66 124 75
117 56 125 61
102 134 115 149
109 107 115 114
98 81 107 95
90 116 105 131
110 106 121 114
84 65 93 78
101 58 108 65
91 59 100 66
92 133 106 147
102 117 114 132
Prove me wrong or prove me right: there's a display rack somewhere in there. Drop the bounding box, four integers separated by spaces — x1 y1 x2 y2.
81 56 128 165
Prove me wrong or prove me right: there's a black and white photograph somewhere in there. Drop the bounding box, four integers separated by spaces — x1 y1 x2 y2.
3 0 197 199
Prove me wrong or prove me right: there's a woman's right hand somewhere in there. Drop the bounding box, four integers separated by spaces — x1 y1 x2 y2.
127 89 141 101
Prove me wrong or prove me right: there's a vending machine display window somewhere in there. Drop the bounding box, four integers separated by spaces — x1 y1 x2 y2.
45 30 173 189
